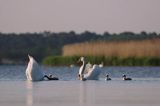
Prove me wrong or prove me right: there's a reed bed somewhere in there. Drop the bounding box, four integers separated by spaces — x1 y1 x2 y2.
42 39 160 66
63 39 160 58
42 56 160 66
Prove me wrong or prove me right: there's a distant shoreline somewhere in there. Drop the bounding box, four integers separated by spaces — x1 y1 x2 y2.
1 56 160 66
42 56 160 66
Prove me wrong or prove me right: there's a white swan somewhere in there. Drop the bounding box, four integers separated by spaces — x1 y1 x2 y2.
26 55 59 81
26 55 44 81
99 62 104 68
78 57 101 80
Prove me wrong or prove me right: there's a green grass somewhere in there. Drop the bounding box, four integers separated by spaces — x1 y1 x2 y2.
42 56 160 66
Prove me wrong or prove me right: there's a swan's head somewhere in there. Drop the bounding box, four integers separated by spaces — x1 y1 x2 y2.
79 74 86 81
80 57 85 62
78 74 82 80
78 74 80 79
77 57 85 64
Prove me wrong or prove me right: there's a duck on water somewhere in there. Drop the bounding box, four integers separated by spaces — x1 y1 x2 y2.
122 74 132 81
26 55 58 81
105 74 111 81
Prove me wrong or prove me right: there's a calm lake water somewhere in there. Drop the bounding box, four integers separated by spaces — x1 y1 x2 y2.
0 65 160 106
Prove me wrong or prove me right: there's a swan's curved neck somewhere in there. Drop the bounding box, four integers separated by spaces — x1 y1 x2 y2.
81 60 86 75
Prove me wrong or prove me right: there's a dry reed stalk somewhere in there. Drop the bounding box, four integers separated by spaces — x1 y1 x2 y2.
63 39 160 57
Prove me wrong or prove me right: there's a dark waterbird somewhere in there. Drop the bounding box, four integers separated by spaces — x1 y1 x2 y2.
122 74 132 81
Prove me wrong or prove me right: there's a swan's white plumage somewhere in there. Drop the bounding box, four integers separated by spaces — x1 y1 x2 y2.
83 65 100 80
78 57 101 80
99 62 104 68
84 62 92 73
26 55 44 81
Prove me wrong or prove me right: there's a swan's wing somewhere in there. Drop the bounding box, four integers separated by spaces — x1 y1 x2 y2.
83 62 92 74
84 65 101 80
86 62 92 69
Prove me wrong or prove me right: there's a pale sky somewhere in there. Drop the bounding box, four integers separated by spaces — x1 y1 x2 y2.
0 0 160 34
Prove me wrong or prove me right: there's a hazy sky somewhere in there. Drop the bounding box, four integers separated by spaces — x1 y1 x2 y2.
0 0 160 34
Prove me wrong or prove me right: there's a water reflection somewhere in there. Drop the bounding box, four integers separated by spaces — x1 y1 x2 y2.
79 82 95 106
26 81 33 106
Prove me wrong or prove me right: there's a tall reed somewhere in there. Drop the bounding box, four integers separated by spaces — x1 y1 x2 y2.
63 39 160 58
